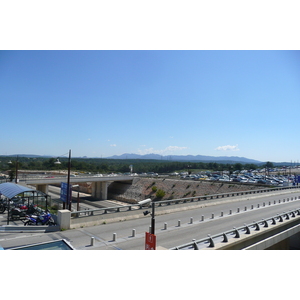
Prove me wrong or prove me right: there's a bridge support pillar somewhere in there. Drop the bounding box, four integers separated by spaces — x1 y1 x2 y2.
36 184 49 194
91 181 109 200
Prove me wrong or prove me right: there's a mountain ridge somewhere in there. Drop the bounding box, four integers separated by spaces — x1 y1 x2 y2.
106 153 262 164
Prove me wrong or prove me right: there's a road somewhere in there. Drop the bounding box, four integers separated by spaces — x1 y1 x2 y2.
1 189 300 250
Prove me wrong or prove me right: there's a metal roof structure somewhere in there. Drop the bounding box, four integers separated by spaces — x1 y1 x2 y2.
0 182 35 199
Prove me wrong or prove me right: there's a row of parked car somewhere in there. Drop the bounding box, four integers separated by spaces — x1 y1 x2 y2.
90 171 296 186
178 172 294 186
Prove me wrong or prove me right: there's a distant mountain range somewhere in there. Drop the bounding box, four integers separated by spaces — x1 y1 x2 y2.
106 153 263 164
1 153 293 165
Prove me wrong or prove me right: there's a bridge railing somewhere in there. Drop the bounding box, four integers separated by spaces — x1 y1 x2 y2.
70 185 300 218
170 206 300 250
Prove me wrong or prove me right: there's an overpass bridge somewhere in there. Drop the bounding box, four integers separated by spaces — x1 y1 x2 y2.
22 175 134 200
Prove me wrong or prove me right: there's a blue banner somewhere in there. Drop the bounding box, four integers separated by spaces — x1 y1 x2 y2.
60 182 72 203
295 175 300 184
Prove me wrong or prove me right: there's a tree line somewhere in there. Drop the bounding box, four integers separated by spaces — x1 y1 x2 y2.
0 156 270 174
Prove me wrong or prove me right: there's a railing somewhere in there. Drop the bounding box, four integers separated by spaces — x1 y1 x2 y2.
70 185 300 218
170 207 300 250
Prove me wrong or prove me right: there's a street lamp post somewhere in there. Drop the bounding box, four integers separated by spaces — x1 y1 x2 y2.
150 201 155 235
139 198 156 249
67 150 71 211
55 149 71 210
15 156 19 184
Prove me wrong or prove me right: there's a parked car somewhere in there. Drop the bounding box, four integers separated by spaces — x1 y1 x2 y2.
257 179 267 184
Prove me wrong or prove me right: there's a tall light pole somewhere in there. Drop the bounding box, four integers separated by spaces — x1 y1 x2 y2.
55 150 71 210
15 156 19 183
67 149 72 211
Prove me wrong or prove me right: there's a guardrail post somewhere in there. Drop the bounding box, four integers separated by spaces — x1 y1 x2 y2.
271 218 276 225
208 234 215 248
237 208 240 213
132 229 136 237
190 217 193 224
178 220 181 227
244 206 247 211
164 222 167 230
201 215 204 221
244 224 251 234
91 237 94 246
211 213 214 219
233 227 240 238
220 211 223 217
263 219 268 227
269 201 271 205
222 233 228 242
257 204 260 208
113 233 117 241
255 223 260 231
251 205 254 209
229 209 232 215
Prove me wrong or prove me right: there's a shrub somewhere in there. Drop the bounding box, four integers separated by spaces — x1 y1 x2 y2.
156 189 166 198
152 186 158 192
183 191 191 197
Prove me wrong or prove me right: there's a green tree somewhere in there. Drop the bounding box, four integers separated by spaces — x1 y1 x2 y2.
156 189 166 199
265 161 274 169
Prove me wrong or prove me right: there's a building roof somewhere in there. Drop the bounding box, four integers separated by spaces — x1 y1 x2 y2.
0 182 35 199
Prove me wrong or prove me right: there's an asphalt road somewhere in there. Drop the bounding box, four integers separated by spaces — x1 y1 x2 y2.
1 189 300 250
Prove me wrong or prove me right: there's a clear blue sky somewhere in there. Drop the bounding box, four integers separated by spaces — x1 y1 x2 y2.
1 50 300 162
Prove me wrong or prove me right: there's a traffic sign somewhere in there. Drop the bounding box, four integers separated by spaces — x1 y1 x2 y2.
145 232 156 250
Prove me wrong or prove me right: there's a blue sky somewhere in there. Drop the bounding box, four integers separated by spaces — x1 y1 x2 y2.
1 50 300 162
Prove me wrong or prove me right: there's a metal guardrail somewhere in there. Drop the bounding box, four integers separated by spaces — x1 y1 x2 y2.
170 206 300 250
70 185 300 218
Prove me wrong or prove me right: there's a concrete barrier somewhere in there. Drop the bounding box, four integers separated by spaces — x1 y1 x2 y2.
57 209 71 230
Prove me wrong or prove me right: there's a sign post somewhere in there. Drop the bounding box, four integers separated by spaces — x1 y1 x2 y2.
145 232 156 250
